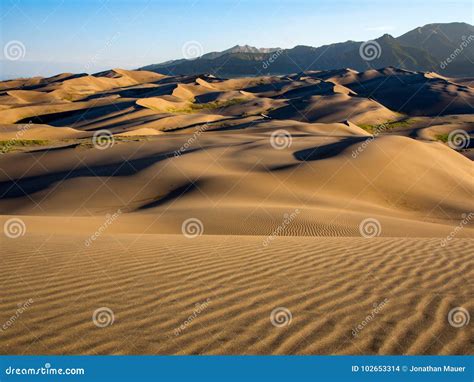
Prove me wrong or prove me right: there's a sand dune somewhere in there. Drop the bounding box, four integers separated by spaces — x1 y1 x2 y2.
334 70 474 116
0 131 472 237
268 94 399 124
1 68 472 132
0 68 472 355
0 123 85 140
7 90 60 104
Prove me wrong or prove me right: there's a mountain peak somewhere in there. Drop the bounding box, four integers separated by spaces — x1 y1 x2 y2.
224 45 280 54
200 44 280 60
377 33 396 41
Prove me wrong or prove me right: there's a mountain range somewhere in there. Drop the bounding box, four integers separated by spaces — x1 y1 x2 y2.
141 23 474 77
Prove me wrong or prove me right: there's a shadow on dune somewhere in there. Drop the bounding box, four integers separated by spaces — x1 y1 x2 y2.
83 83 178 101
135 182 199 210
27 143 81 153
77 112 166 132
0 148 200 199
16 101 137 127
275 82 339 99
266 163 300 171
293 137 369 161
346 76 474 116
210 119 268 131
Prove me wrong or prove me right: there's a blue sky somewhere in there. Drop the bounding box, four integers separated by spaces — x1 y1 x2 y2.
1 0 473 78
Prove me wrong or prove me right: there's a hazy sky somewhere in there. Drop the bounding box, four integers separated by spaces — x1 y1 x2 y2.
1 0 473 79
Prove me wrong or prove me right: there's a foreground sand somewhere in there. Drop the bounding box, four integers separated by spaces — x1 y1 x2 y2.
0 234 472 355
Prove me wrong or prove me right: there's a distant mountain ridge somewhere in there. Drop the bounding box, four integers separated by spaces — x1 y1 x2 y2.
202 45 281 60
140 23 474 77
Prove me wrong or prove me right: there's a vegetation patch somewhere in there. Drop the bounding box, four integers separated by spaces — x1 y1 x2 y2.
0 139 50 153
358 118 418 134
434 134 450 143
